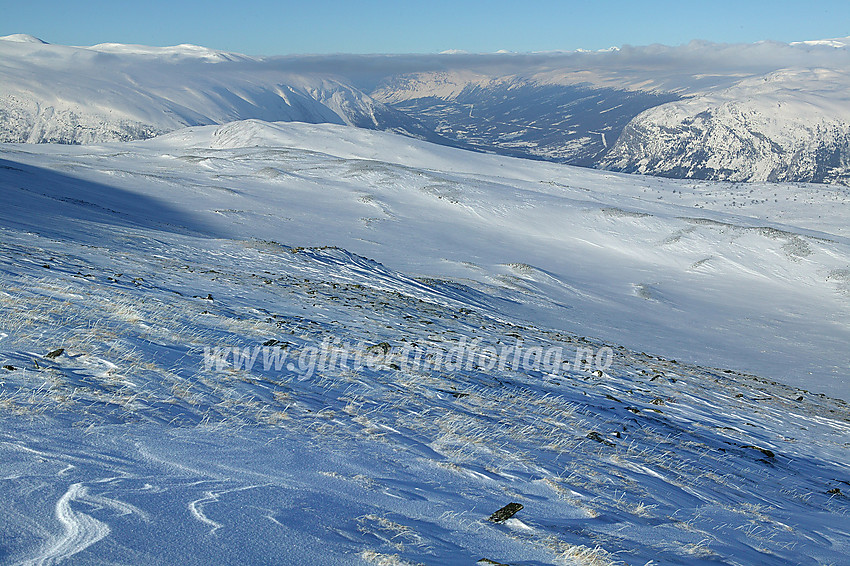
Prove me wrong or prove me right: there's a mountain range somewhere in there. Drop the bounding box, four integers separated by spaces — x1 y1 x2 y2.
4 33 850 184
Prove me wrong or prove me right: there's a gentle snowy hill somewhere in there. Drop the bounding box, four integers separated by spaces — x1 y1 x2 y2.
4 119 849 398
0 34 48 44
791 35 850 48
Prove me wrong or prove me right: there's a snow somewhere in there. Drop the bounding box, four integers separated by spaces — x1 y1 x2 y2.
86 42 239 60
0 39 420 144
0 34 47 44
0 120 848 564
5 36 850 184
4 118 849 395
600 68 850 184
790 36 850 49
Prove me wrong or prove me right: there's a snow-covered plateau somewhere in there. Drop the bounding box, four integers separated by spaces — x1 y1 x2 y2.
0 118 848 565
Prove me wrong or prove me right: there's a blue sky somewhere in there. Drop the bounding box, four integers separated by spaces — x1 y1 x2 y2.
2 0 848 54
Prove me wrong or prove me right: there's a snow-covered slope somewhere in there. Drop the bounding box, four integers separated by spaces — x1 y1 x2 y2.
2 121 849 564
0 36 438 144
4 119 849 397
1 121 848 565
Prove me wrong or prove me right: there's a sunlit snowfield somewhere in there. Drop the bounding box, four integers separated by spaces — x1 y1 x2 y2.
1 121 848 565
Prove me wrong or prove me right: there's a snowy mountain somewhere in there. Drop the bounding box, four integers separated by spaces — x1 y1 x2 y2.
5 34 850 184
373 45 850 184
600 68 850 183
1 120 848 564
0 36 440 144
791 35 850 48
368 40 850 183
0 33 48 44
